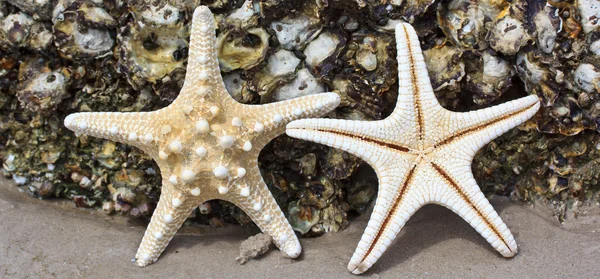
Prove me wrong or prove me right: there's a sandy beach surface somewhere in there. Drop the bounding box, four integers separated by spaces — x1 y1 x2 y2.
1 177 599 279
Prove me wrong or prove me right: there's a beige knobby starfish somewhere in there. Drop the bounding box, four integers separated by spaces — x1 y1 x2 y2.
64 6 340 266
287 23 540 274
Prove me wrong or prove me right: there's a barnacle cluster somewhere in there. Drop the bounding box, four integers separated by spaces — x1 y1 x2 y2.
1 0 599 236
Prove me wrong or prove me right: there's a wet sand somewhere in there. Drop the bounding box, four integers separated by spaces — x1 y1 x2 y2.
1 177 599 278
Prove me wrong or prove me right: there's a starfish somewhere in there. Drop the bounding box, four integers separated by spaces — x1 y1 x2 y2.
64 6 340 266
286 23 540 274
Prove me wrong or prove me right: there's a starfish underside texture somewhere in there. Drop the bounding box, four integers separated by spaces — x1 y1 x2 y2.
64 6 341 266
287 23 540 274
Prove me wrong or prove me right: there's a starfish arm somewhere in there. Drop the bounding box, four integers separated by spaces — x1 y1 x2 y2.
287 115 415 149
64 111 160 152
433 95 540 151
389 23 445 139
347 158 424 274
135 183 204 266
427 161 518 257
225 168 301 258
177 6 228 103
247 92 340 148
286 122 410 170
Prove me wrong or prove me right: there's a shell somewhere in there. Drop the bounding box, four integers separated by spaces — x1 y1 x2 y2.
488 15 531 55
53 0 116 60
5 0 54 20
437 0 487 49
117 2 188 99
270 13 322 51
533 3 561 54
251 49 300 97
225 0 261 29
573 63 600 93
423 44 465 92
303 31 345 77
217 27 269 72
466 51 514 105
0 12 52 51
223 71 250 103
270 68 325 102
16 57 70 114
288 201 320 235
576 0 600 34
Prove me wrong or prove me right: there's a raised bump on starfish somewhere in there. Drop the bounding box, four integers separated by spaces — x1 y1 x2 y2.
287 22 540 274
64 6 340 267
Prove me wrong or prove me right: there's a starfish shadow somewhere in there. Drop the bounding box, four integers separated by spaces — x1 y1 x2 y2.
359 199 515 275
155 224 306 263
162 224 258 252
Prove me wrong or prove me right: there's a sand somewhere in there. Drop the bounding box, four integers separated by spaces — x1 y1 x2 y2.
1 177 599 279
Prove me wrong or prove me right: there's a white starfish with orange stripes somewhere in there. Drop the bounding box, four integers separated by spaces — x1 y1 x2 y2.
64 6 340 266
287 22 540 274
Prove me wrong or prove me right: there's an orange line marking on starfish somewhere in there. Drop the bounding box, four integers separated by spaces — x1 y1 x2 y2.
431 162 512 252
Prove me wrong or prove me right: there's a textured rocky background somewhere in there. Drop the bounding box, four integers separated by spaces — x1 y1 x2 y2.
1 0 599 236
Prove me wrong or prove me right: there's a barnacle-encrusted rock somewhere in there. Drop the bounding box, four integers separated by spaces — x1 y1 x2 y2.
515 50 558 106
236 233 272 264
322 148 362 180
345 167 377 214
354 35 378 71
288 201 320 235
347 30 397 87
96 141 120 169
1 0 600 235
53 1 116 60
319 201 348 233
330 75 389 120
590 34 600 55
397 0 437 23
